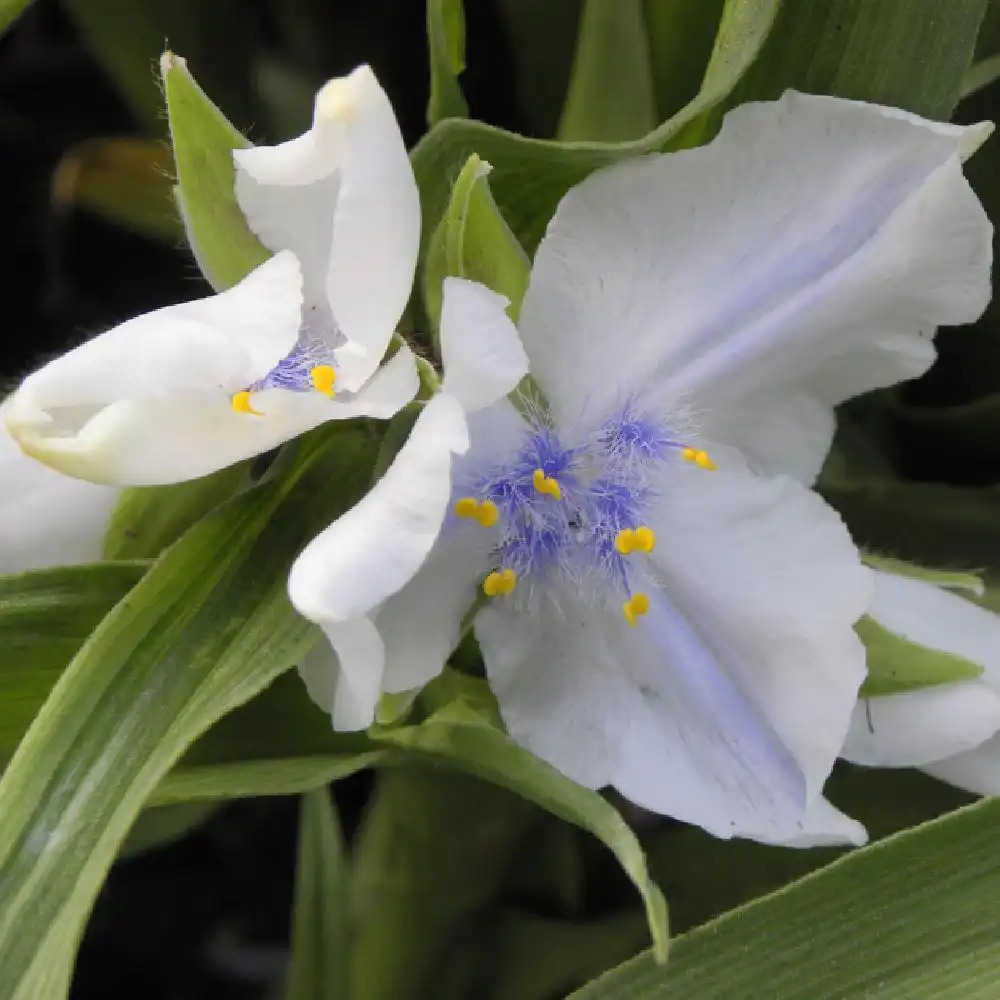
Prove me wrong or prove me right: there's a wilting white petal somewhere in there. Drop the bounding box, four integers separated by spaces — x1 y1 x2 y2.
289 393 469 728
0 419 119 573
235 66 420 391
843 681 1000 767
923 732 1000 795
4 252 308 484
440 278 529 412
519 92 990 446
747 796 868 849
842 571 1000 767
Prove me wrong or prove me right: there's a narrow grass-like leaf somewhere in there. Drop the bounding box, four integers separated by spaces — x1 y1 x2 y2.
285 789 349 1000
426 0 469 125
569 796 1000 999
0 427 374 997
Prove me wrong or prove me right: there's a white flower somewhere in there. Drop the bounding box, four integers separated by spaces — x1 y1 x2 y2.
289 92 992 842
4 65 420 486
843 570 1000 794
0 415 118 573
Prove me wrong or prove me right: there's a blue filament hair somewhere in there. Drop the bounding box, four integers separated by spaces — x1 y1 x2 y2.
251 334 336 393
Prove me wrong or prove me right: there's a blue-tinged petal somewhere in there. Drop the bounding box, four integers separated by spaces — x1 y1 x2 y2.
519 92 990 470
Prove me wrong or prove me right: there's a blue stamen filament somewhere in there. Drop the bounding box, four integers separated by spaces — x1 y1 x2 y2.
231 337 339 416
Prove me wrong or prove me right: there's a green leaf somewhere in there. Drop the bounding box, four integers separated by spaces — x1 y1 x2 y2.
103 462 250 559
161 50 270 291
557 0 657 141
60 0 259 133
285 789 349 1000
0 426 375 996
370 672 670 963
569 796 1000 999
960 50 1000 98
862 553 985 595
856 614 983 697
51 138 182 243
422 154 532 330
426 0 469 125
0 0 33 36
120 801 220 856
410 0 780 267
644 0 727 120
0 563 148 770
723 0 987 120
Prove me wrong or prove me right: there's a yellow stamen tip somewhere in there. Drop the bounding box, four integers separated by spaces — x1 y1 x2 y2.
623 592 651 626
532 468 562 500
695 450 715 471
681 447 698 462
455 497 479 519
615 528 636 555
231 390 263 416
634 526 656 553
483 568 517 597
474 499 499 527
310 365 336 398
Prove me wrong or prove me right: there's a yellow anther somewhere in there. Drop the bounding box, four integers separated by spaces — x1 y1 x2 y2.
474 499 499 527
616 526 655 556
633 526 656 553
681 446 715 470
623 592 651 627
532 468 562 500
483 568 517 597
615 528 636 555
231 390 263 416
310 365 336 398
454 497 499 528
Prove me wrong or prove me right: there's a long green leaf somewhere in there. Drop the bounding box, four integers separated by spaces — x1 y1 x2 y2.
0 427 375 998
0 0 32 36
411 0 780 265
569 796 1000 999
426 0 469 125
556 0 657 141
285 789 349 1000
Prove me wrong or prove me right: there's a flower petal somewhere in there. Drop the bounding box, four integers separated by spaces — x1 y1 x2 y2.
440 278 529 412
923 732 1000 795
5 252 306 483
745 796 868 849
647 459 871 807
0 418 119 572
235 66 419 391
288 392 470 726
519 92 990 435
843 681 1000 767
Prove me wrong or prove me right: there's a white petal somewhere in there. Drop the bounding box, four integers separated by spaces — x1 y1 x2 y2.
746 796 868 849
923 732 1000 795
647 459 871 807
519 91 990 431
378 534 490 694
702 391 835 483
297 619 386 732
5 252 306 484
440 278 529 412
0 418 119 573
235 66 419 391
867 570 1000 685
843 681 1000 767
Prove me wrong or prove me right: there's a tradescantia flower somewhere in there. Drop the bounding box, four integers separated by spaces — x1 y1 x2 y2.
0 415 119 573
4 65 419 486
843 570 1000 793
289 92 992 842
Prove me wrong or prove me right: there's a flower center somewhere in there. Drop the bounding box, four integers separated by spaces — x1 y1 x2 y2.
230 334 339 417
453 406 714 625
